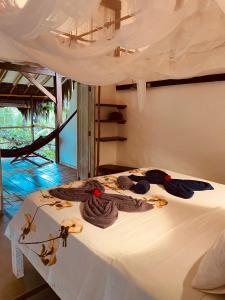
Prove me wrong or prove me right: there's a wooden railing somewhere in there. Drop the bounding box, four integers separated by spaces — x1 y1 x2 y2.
0 124 55 148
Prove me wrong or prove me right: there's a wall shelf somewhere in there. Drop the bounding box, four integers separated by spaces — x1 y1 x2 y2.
95 88 128 175
98 136 127 142
95 119 126 124
96 103 127 109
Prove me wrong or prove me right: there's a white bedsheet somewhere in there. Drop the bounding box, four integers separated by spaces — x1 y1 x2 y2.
5 168 225 300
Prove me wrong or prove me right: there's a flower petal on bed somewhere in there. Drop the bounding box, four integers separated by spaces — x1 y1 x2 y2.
61 218 83 233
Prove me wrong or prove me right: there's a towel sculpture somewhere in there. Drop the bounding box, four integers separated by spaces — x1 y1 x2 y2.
128 169 213 199
49 180 153 228
117 176 150 194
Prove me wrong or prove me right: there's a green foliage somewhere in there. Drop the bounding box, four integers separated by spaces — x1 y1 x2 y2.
0 93 74 161
0 107 55 160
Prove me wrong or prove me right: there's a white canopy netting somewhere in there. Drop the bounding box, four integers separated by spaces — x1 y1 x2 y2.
0 0 225 85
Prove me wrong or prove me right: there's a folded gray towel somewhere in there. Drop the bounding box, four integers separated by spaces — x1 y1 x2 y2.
49 180 153 229
117 176 134 190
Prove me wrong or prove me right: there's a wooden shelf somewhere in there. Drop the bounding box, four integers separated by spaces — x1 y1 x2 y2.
98 136 127 142
95 119 126 124
96 103 127 109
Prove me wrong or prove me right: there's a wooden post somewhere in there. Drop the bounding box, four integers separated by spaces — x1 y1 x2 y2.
77 84 95 179
96 86 101 176
89 86 96 178
30 97 34 143
11 239 24 278
114 0 121 57
54 73 63 164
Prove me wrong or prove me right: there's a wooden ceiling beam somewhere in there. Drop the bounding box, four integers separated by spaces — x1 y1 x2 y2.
33 75 52 96
64 13 133 42
23 74 39 94
101 0 121 10
21 72 56 103
10 73 24 94
0 62 55 76
77 15 129 38
40 75 52 86
0 70 7 83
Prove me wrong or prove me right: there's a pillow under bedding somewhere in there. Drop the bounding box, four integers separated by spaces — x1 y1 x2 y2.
192 230 225 294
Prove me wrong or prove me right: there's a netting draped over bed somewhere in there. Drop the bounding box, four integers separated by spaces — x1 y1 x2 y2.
0 0 225 85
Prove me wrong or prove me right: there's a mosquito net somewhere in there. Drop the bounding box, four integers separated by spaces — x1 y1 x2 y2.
0 0 224 85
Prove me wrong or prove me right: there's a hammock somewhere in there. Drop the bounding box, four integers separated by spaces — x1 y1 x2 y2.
0 111 77 158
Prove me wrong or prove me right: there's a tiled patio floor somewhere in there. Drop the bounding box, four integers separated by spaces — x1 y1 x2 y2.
2 157 78 218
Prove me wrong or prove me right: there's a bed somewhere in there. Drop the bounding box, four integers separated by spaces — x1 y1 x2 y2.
5 168 225 300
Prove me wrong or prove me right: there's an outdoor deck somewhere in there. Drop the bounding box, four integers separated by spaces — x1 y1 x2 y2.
2 157 78 218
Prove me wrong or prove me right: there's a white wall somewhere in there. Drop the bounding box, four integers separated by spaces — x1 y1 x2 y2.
116 81 225 184
59 86 77 168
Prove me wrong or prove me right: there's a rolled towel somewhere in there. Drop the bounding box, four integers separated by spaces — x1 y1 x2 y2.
129 174 148 182
117 176 134 190
132 180 150 194
82 197 118 229
129 169 213 199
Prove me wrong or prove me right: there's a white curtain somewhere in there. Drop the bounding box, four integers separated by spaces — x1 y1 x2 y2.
0 0 225 85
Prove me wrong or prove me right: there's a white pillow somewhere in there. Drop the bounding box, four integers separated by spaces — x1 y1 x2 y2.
192 231 225 293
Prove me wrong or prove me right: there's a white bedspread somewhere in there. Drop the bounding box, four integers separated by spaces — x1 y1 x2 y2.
5 168 225 300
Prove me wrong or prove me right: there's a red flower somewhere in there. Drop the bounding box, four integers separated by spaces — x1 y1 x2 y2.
164 175 172 182
92 188 102 197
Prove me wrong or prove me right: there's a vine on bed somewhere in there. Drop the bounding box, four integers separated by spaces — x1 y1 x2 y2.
19 199 83 267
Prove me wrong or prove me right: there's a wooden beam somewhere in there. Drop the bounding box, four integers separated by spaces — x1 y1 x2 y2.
0 93 48 98
0 125 54 129
0 103 30 108
55 1 121 43
30 97 35 142
114 1 121 30
96 86 101 176
62 13 133 42
0 125 32 129
0 62 55 76
79 13 132 38
0 70 7 83
101 0 121 10
54 73 63 163
114 1 121 56
119 47 136 54
21 72 56 102
116 73 225 90
34 75 52 96
0 70 4 81
23 74 39 94
40 75 52 86
10 73 24 94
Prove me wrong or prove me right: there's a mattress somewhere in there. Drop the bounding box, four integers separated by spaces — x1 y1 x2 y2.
5 168 225 300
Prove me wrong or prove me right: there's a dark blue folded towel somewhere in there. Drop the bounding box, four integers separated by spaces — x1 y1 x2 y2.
132 180 150 194
129 169 213 199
